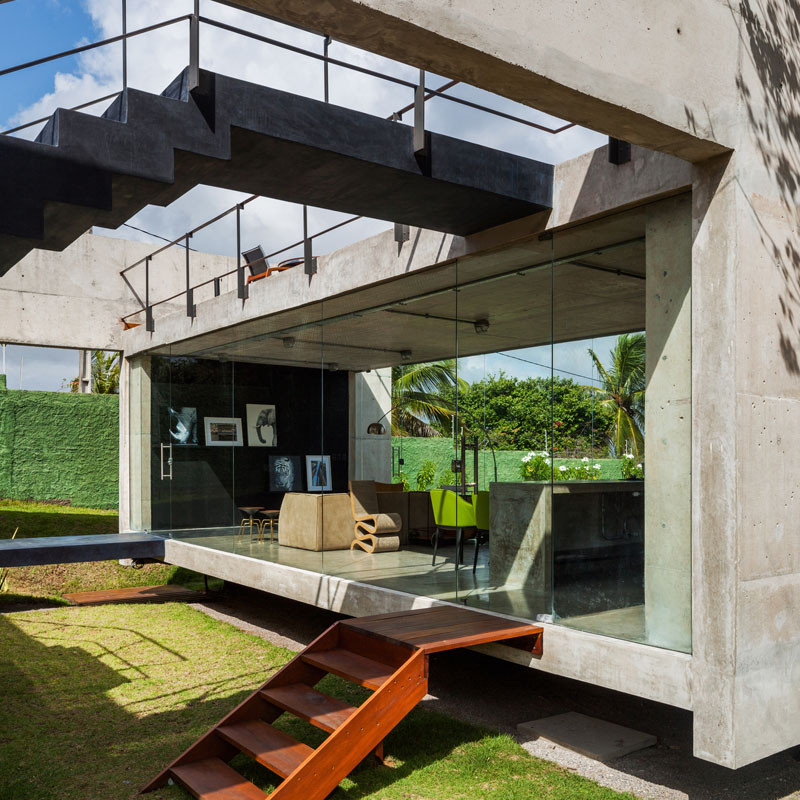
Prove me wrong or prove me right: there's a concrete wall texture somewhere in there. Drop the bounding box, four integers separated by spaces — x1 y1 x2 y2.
0 376 119 509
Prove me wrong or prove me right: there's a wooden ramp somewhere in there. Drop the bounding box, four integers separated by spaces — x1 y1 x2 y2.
64 584 203 606
142 605 542 800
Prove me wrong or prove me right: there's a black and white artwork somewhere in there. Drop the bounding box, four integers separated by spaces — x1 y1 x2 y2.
246 403 277 447
269 455 303 492
167 406 198 445
305 455 332 492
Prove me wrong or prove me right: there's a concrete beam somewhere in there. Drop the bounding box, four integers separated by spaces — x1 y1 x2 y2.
0 533 164 567
163 537 693 709
234 0 737 161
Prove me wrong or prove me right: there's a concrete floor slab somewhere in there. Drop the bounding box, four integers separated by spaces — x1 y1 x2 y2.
517 711 657 761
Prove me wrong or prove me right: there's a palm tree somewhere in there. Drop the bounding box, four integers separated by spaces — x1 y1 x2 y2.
92 351 120 394
392 359 467 436
586 333 646 458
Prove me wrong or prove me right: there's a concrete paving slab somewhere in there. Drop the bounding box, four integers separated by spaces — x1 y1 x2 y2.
517 711 656 761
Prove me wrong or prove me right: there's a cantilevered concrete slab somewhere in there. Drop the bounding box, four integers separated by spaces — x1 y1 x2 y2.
0 533 165 567
0 68 552 275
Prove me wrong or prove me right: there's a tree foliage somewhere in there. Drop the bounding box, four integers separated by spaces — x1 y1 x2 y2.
451 372 613 454
392 360 467 436
586 333 645 458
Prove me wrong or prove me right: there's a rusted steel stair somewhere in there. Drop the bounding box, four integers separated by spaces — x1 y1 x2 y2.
141 605 542 800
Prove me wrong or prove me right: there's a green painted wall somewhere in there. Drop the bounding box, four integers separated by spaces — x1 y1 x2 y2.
0 376 119 509
392 436 623 490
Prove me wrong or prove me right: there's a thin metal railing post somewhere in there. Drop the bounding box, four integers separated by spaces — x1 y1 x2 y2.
236 204 248 299
188 0 200 90
185 234 196 318
145 256 154 332
413 68 426 156
303 205 316 275
121 0 127 93
323 36 331 102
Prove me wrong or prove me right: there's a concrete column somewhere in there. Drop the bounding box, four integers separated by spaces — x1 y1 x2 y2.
349 368 392 482
644 194 692 652
78 349 92 393
126 355 152 531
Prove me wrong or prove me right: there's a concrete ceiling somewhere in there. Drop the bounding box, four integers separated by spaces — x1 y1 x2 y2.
154 208 647 371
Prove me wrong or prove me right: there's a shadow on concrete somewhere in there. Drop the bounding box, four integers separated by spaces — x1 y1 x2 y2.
733 0 800 374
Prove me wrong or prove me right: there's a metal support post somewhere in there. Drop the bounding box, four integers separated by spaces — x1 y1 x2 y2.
121 0 127 93
303 205 317 275
323 36 331 103
145 256 154 332
185 234 196 318
413 69 426 156
188 0 200 90
236 204 248 299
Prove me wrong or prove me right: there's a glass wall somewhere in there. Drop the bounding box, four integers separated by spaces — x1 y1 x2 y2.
129 197 691 653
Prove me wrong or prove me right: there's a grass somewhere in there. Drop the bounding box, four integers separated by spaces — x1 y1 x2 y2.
0 499 218 606
0 603 637 800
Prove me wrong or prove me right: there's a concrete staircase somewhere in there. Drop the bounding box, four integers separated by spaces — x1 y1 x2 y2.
0 68 553 276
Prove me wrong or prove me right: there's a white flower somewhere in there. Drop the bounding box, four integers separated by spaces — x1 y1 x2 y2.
545 458 551 465
636 464 642 470
522 455 531 463
540 451 549 458
581 456 590 463
558 465 567 472
593 464 602 470
624 453 634 460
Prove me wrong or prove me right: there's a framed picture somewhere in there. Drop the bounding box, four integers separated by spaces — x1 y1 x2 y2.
269 455 303 492
246 403 277 447
166 406 198 445
204 417 243 447
306 455 332 492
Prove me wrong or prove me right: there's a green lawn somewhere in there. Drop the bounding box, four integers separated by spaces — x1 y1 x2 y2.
0 500 216 606
0 604 637 800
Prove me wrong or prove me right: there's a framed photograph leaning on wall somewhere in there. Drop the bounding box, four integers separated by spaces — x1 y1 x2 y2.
204 417 244 447
305 455 332 492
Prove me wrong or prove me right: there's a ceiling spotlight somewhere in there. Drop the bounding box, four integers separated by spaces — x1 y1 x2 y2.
400 349 412 362
282 337 295 349
474 318 490 334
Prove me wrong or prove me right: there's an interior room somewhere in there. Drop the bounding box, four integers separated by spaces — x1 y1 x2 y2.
130 196 691 655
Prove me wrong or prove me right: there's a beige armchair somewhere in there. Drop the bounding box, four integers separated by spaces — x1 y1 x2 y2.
349 480 402 553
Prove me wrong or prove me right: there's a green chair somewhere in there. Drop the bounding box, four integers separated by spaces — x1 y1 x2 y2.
472 491 490 573
429 489 476 568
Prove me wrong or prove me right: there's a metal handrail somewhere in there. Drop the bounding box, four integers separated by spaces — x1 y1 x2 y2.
0 0 577 326
1 92 120 136
119 213 365 321
199 15 574 135
0 14 191 78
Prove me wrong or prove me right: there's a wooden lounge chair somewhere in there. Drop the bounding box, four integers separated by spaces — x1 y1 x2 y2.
349 480 402 553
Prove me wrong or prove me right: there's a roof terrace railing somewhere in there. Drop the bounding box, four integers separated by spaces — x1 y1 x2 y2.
0 0 579 331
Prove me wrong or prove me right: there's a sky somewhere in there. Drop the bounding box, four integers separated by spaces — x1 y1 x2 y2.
0 0 614 391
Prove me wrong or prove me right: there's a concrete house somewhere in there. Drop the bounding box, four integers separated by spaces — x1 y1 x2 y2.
1 0 797 773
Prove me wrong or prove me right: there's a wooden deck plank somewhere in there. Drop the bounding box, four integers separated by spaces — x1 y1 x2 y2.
217 720 313 779
64 584 203 606
170 758 267 799
261 683 358 732
302 648 396 690
343 605 542 654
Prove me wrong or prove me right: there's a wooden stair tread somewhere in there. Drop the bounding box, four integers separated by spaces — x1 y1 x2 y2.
170 758 267 800
261 683 358 732
302 648 396 690
216 720 313 779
